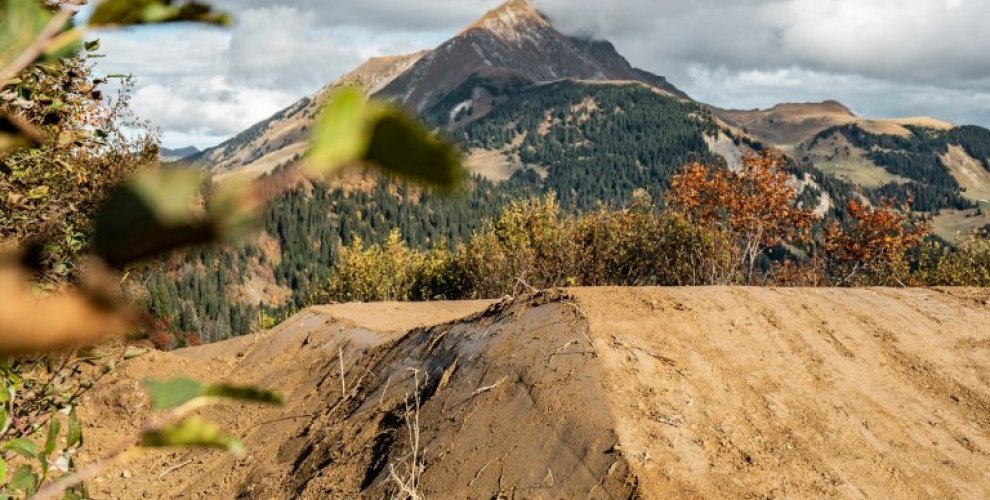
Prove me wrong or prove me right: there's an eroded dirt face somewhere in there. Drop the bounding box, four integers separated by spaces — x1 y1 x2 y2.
79 288 990 499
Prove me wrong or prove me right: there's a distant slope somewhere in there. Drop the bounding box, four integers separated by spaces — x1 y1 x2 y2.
436 80 721 209
716 101 954 146
189 51 427 175
798 124 990 213
83 288 990 498
160 146 199 162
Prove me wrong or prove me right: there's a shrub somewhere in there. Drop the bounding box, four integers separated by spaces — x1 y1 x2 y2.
917 237 990 286
318 191 742 301
455 194 579 298
571 195 736 286
823 199 930 286
409 244 464 301
311 231 465 303
667 150 816 283
313 230 424 303
1 55 158 280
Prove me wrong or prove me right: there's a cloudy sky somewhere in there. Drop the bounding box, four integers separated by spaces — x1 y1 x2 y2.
87 0 990 149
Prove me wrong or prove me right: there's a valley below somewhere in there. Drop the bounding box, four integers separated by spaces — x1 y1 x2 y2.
80 287 990 498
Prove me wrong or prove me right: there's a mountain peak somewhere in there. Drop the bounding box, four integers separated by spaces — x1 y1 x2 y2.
376 0 685 112
467 0 550 35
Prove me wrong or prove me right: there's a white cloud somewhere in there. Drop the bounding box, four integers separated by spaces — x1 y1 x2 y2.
131 76 294 135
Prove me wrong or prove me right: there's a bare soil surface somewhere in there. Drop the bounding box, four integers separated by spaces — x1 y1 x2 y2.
79 288 990 498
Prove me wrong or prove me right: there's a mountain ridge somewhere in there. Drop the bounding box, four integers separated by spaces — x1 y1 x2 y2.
716 100 954 146
160 145 199 162
193 0 975 185
192 0 687 177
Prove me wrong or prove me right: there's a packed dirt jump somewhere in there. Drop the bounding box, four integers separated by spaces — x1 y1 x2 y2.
79 288 990 498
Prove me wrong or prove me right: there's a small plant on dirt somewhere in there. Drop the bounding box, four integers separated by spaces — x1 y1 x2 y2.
249 308 282 333
32 377 282 499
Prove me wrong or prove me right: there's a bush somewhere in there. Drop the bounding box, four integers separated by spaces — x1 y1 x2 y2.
455 195 578 298
313 231 424 303
315 191 741 302
917 237 990 286
310 230 464 303
823 199 930 286
410 244 465 300
570 195 737 286
667 150 815 284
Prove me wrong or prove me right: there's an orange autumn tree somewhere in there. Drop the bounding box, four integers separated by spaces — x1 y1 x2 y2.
667 150 816 283
824 198 930 286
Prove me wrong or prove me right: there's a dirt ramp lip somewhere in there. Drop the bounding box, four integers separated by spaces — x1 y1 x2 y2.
309 300 497 334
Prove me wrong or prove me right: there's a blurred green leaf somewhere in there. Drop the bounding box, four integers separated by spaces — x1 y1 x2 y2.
365 109 463 190
145 377 283 411
3 438 37 459
305 88 372 177
0 457 6 484
208 180 262 241
84 39 101 52
145 377 204 411
306 88 463 190
94 167 265 266
42 28 83 61
9 465 36 494
203 385 283 405
140 416 244 456
43 414 61 456
0 113 42 155
0 0 51 70
66 407 82 450
89 0 232 27
92 168 215 267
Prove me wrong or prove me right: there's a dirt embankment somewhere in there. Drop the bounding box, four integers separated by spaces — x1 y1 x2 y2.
79 288 990 498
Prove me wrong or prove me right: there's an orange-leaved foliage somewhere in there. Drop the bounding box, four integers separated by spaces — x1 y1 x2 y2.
824 198 930 286
667 150 817 283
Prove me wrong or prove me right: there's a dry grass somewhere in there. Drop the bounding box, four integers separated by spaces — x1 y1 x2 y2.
932 208 990 241
943 145 990 203
387 369 425 500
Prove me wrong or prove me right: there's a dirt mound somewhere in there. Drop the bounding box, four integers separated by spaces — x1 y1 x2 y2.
79 288 990 498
